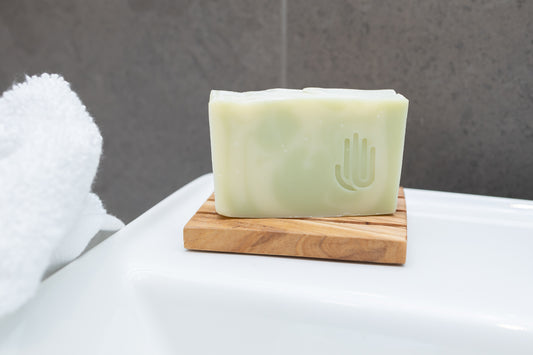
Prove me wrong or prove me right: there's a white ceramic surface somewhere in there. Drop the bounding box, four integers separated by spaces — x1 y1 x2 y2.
0 174 532 354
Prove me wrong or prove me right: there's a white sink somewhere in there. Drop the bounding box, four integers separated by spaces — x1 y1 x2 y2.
1 174 532 354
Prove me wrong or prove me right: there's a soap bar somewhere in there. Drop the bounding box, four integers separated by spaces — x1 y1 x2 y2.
209 88 408 218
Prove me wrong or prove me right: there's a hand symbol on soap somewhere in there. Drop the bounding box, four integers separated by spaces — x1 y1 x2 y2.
335 133 376 191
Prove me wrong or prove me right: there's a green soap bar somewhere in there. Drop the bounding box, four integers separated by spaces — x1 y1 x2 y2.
208 88 409 218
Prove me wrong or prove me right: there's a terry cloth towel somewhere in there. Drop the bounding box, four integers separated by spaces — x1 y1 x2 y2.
0 74 123 317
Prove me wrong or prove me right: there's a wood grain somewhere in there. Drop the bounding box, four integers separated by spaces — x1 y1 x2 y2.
183 188 407 264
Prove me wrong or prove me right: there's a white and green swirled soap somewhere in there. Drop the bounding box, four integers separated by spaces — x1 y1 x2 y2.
208 88 408 218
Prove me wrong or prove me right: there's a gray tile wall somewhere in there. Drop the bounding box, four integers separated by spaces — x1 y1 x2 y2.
1 0 532 222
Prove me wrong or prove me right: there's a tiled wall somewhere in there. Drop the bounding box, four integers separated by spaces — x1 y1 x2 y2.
1 0 532 221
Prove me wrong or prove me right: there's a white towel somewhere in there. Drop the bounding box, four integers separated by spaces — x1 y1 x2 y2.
0 74 123 317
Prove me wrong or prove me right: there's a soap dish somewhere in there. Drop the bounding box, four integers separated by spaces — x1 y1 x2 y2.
183 188 407 264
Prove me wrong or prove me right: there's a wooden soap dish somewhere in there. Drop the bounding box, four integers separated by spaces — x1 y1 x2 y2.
183 188 407 264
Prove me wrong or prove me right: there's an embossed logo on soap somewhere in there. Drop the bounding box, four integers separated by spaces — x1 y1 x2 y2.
335 133 376 191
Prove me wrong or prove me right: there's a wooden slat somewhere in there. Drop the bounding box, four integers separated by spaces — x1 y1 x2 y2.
184 187 407 264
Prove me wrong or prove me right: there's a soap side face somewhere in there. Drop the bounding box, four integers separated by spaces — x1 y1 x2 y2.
209 90 408 218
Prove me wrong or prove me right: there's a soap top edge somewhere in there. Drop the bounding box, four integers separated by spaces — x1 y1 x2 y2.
210 88 408 103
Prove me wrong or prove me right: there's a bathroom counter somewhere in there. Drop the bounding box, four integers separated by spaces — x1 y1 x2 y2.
1 174 532 354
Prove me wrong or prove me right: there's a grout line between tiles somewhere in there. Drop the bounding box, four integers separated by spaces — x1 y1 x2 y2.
281 0 287 88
